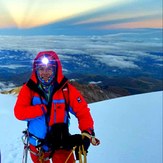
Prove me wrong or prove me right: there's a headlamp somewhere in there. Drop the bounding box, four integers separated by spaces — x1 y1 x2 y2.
41 56 49 65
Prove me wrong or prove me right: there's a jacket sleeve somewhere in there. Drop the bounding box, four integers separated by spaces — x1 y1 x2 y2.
14 84 46 121
68 83 94 133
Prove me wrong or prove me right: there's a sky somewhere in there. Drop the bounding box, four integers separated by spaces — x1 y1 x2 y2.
0 0 162 35
0 91 162 163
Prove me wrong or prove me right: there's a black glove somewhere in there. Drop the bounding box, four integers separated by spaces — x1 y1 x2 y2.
82 135 90 152
81 130 92 152
74 133 90 160
73 130 97 160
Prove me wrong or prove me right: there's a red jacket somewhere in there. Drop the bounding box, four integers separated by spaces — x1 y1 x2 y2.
14 51 94 145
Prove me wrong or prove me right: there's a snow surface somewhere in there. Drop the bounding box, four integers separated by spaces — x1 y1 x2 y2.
0 91 162 163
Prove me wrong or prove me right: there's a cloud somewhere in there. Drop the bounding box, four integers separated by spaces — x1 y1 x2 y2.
0 82 15 90
0 29 162 70
62 0 162 30
102 18 162 29
0 65 27 69
95 54 139 69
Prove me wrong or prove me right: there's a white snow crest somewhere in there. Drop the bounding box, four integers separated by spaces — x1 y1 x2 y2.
0 91 162 163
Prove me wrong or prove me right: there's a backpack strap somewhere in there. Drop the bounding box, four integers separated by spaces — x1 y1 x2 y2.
62 83 70 120
26 79 45 99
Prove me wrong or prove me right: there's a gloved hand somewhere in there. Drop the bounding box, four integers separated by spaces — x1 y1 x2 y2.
74 130 99 160
82 136 90 152
81 130 92 152
82 130 100 146
74 131 91 160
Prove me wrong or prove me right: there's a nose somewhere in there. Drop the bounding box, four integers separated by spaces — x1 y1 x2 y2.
42 68 49 73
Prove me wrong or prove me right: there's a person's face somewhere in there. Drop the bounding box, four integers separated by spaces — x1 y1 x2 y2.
37 65 55 82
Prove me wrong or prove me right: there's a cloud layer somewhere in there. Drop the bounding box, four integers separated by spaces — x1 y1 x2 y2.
0 29 162 71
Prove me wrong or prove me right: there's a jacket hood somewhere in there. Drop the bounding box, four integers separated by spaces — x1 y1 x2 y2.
30 51 64 84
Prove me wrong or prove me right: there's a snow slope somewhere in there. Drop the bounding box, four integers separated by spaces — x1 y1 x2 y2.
0 91 162 163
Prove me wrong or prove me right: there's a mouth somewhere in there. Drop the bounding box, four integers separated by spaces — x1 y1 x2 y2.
41 76 51 82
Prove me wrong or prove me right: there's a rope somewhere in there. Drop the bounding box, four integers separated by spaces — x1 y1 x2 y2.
65 146 77 163
28 147 49 162
81 133 100 146
78 146 82 163
76 145 87 163
82 145 87 163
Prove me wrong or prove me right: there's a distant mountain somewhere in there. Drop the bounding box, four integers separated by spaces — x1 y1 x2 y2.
0 80 130 103
2 77 161 104
1 86 22 95
0 52 162 101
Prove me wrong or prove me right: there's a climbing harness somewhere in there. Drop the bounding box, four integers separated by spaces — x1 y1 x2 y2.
22 130 49 163
22 129 100 163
